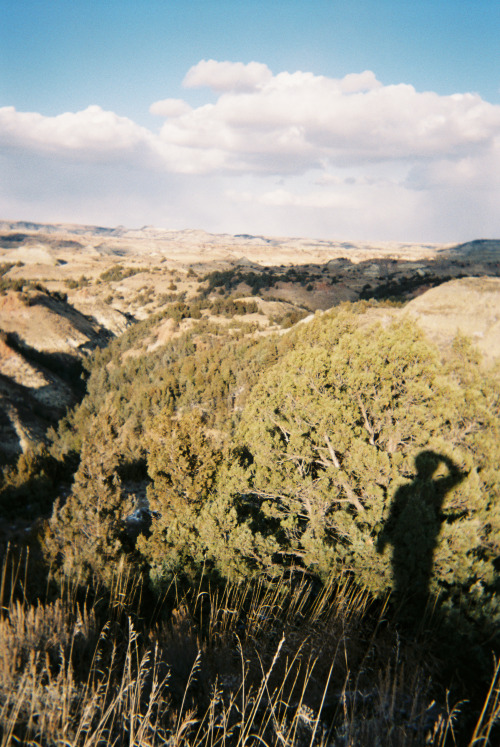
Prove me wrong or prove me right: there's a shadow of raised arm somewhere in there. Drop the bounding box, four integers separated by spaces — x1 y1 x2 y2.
376 451 469 611
429 452 468 494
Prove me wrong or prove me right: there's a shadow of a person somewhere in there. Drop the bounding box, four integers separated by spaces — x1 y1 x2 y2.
377 451 467 621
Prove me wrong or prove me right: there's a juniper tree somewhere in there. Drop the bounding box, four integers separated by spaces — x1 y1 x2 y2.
138 408 225 582
219 308 499 636
43 414 133 584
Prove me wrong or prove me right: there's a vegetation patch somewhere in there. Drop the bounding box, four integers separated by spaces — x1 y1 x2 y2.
99 264 146 283
0 248 499 744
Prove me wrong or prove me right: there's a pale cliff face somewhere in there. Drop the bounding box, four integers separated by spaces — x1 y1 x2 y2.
403 277 500 363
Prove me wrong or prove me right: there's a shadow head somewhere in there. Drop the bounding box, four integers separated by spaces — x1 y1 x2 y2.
414 450 442 480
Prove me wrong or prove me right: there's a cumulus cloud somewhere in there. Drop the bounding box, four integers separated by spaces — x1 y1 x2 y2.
2 61 500 240
183 59 272 91
0 105 151 156
149 98 192 117
3 66 500 178
150 68 500 177
338 70 382 93
0 103 220 174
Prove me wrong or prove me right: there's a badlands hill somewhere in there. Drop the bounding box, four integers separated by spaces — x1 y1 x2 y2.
1 218 499 265
0 220 499 463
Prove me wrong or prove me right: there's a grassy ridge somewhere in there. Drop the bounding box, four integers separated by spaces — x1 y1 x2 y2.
1 548 498 746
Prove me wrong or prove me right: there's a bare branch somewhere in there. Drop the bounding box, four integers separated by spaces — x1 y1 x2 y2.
270 419 291 443
323 433 341 469
356 393 376 446
323 433 365 513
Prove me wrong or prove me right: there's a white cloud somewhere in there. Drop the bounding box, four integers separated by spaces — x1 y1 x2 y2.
151 69 500 176
338 70 382 93
0 105 151 156
149 99 192 117
4 68 500 177
183 59 272 92
1 61 500 241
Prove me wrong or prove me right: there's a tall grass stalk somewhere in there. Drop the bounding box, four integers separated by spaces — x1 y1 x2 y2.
468 658 500 747
0 552 497 745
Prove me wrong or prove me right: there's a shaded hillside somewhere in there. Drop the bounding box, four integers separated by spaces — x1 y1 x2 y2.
0 287 120 463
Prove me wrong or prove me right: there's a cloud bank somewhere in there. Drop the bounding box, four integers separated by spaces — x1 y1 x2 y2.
2 60 500 240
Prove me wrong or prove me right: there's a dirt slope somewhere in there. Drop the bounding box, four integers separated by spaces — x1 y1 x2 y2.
0 289 117 463
403 277 500 363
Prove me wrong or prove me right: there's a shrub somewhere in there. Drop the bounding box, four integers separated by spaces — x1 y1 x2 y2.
219 310 500 642
44 415 134 585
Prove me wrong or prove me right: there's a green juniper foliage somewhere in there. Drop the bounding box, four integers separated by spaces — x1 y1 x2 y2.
44 414 134 584
217 311 499 638
43 306 499 634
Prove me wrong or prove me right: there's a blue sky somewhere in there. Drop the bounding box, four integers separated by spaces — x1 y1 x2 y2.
1 0 500 241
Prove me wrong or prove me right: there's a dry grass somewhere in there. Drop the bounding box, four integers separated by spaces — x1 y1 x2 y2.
0 549 498 746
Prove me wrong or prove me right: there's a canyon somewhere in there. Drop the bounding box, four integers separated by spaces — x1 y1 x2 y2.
0 220 499 463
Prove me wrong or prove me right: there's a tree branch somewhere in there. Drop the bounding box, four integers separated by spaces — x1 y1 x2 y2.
270 419 291 443
356 393 376 446
323 433 341 469
323 434 365 513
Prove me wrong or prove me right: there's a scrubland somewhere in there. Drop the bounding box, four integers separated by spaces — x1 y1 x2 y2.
0 224 499 744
